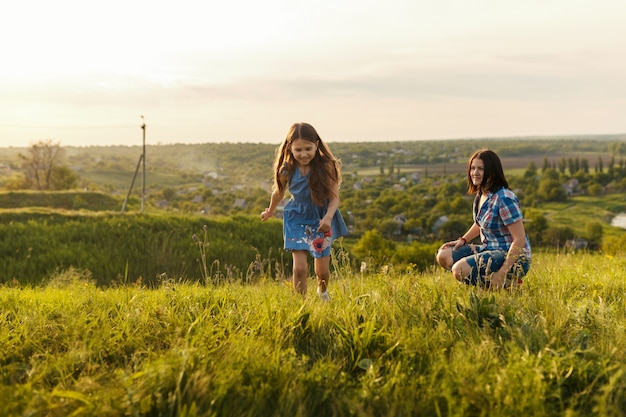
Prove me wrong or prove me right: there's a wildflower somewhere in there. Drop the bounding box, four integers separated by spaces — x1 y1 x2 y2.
311 237 328 253
304 225 332 254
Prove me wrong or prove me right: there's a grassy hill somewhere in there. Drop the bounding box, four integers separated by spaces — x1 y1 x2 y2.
0 252 624 416
1 137 626 416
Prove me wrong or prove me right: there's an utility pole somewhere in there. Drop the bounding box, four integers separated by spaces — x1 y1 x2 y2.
121 116 147 214
141 115 146 212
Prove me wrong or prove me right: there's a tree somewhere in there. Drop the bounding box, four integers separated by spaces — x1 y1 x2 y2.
437 216 468 241
20 140 63 190
524 161 537 179
585 221 603 246
352 229 397 263
449 196 471 214
162 187 177 201
50 165 78 190
525 211 548 246
587 182 603 197
608 155 616 176
379 218 401 238
387 159 395 177
537 174 567 202
544 225 575 248
581 158 589 173
568 158 576 175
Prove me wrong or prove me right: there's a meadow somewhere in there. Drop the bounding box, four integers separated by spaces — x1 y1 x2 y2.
2 137 626 416
1 252 624 417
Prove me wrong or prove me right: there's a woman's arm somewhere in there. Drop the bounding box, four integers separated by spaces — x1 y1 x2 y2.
439 222 480 250
458 223 480 246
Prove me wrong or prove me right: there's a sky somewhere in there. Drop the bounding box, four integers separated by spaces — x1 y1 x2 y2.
1 0 625 148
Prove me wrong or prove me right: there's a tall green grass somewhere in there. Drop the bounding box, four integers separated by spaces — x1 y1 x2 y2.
0 211 284 286
0 190 121 211
1 252 624 416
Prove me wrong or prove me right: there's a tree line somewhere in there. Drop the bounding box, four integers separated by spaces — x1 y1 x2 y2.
2 136 626 262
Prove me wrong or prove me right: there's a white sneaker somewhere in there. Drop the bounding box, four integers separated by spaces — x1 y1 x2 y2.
317 288 330 301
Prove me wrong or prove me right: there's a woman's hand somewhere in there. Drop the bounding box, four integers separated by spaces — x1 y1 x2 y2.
489 271 506 289
438 238 466 252
438 241 454 251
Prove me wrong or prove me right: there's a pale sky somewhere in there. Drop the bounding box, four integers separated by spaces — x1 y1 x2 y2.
1 0 625 147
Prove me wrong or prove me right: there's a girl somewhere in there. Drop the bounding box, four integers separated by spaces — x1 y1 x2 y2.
436 149 531 289
261 122 348 300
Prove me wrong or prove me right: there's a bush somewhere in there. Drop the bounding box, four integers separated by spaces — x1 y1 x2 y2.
544 225 576 248
351 230 396 265
602 234 626 256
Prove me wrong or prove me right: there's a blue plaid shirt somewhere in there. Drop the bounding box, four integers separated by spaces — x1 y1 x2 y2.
473 187 531 259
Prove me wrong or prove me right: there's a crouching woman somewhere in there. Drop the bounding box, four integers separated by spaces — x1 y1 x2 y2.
436 149 531 289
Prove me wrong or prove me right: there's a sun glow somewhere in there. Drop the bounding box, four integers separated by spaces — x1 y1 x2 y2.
1 0 625 147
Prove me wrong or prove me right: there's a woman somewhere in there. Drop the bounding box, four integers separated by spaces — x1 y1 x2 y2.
436 149 531 289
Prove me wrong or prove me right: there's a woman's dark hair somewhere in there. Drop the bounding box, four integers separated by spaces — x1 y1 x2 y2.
467 149 509 194
273 122 341 206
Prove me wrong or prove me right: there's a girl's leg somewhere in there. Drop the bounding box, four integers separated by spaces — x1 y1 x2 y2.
314 255 331 294
292 250 309 295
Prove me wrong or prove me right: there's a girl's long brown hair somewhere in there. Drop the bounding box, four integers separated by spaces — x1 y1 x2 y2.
272 122 341 206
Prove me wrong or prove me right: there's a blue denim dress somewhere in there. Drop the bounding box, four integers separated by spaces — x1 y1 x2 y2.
283 169 348 258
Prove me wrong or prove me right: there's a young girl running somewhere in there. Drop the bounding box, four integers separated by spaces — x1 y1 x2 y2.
261 122 349 300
